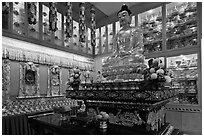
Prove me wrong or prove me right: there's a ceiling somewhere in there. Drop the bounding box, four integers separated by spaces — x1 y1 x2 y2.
57 2 142 28
90 2 141 17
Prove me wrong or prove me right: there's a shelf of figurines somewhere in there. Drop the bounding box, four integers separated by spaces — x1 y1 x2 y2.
168 92 198 105
2 96 81 117
141 4 198 53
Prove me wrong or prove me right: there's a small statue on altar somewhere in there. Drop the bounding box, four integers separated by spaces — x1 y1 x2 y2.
96 71 105 82
103 4 145 67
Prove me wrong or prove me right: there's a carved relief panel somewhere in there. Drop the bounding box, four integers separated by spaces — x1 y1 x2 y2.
19 62 39 97
48 65 62 96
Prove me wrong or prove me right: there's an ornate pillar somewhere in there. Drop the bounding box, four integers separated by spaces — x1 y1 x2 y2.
90 7 96 55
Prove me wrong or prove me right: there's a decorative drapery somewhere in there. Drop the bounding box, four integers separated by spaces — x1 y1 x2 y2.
79 2 86 43
19 62 40 97
90 7 96 55
65 2 73 38
2 46 94 71
2 59 10 103
49 2 58 32
27 2 37 25
2 2 10 15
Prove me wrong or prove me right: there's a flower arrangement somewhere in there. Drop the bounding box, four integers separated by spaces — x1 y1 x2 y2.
96 111 110 121
142 58 173 90
67 68 81 90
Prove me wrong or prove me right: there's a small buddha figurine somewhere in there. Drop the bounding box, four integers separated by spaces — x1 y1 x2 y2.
103 4 145 67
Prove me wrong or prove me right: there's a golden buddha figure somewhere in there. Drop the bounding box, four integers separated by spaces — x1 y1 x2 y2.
103 4 145 67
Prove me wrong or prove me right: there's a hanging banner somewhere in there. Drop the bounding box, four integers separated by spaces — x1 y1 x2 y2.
27 2 37 25
90 7 96 55
65 2 73 38
49 2 58 32
79 2 86 42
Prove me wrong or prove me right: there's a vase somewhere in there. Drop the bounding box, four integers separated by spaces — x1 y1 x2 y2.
99 120 107 129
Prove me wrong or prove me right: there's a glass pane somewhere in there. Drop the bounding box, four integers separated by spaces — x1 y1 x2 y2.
166 2 197 50
138 6 162 54
101 26 106 54
2 2 10 30
130 15 135 27
115 21 120 34
87 27 92 54
107 23 113 52
42 5 52 42
28 2 39 39
54 12 62 46
167 54 198 105
73 20 79 50
13 2 26 35
95 28 100 55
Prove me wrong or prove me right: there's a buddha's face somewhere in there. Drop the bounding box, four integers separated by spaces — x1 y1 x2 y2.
118 10 131 27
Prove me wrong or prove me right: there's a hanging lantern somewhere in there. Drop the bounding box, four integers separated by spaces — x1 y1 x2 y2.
49 2 58 32
65 2 73 38
2 2 10 15
90 7 96 54
27 2 37 25
79 2 86 42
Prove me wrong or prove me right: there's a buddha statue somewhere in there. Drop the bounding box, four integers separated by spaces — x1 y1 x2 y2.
103 4 145 67
102 5 146 81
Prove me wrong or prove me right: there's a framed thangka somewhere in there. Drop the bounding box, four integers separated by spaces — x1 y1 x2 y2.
48 65 62 96
19 62 40 97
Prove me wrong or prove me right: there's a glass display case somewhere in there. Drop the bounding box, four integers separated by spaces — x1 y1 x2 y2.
42 4 52 42
28 2 39 39
138 6 162 54
166 2 197 50
54 12 62 46
87 27 93 54
167 54 198 105
107 23 113 53
95 28 100 55
13 2 26 36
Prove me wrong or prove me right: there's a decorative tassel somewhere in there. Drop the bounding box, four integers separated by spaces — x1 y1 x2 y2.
79 2 86 42
49 2 58 32
65 2 73 38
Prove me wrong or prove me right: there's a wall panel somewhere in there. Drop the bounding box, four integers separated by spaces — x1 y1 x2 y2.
39 65 48 95
10 61 20 97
